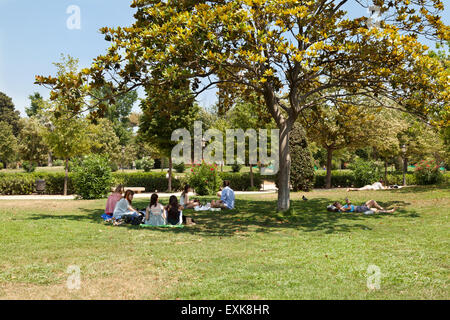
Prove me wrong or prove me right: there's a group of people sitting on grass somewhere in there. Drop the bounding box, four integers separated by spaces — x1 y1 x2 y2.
103 181 235 226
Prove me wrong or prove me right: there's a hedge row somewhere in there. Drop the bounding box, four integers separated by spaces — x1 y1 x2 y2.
313 170 450 188
0 171 264 195
219 172 262 191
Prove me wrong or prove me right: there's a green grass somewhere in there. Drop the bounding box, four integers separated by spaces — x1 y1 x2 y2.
0 186 448 299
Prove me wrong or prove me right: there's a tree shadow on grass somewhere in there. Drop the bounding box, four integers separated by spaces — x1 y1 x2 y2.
26 198 418 237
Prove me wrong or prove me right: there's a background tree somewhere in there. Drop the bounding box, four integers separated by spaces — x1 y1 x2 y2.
0 121 18 168
139 82 200 191
0 92 21 136
227 97 276 187
90 118 122 169
36 0 449 210
91 87 138 146
26 92 44 118
300 99 383 188
17 117 49 167
289 123 315 191
41 55 94 195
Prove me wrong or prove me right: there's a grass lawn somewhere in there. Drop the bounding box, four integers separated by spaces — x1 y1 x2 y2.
0 185 448 299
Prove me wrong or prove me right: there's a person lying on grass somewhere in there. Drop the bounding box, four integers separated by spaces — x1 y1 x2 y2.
346 179 404 191
333 199 396 214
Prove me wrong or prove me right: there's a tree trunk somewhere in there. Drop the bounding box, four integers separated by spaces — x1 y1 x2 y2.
168 157 173 192
64 158 69 196
48 152 53 167
403 156 407 186
384 159 388 185
326 148 333 189
277 121 292 211
249 165 254 189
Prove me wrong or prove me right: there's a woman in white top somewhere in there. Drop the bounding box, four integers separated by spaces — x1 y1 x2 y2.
113 190 140 220
180 184 200 209
145 193 166 226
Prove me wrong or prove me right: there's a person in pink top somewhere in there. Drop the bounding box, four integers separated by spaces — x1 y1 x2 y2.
105 185 124 217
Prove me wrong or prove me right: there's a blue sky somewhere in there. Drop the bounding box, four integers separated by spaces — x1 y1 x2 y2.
0 0 448 116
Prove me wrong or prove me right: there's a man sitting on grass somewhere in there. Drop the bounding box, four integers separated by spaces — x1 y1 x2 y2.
211 180 235 209
333 199 396 214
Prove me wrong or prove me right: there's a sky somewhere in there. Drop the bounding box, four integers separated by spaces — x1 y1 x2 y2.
0 0 448 117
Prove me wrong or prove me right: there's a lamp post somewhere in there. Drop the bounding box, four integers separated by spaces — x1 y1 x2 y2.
401 144 407 186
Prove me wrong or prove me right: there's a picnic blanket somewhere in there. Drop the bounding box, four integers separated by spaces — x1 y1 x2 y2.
140 224 184 228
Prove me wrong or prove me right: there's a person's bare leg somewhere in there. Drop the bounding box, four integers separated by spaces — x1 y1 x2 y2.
377 208 396 213
366 200 384 210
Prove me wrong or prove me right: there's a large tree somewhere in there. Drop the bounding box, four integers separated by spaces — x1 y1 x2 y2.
138 82 200 191
0 121 18 168
26 92 44 118
40 55 94 195
37 0 449 210
0 92 21 136
300 97 387 188
17 117 49 167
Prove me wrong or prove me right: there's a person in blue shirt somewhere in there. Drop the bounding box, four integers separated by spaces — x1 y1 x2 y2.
333 198 396 213
211 180 235 209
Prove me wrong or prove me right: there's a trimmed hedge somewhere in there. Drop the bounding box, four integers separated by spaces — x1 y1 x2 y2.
219 172 262 191
0 170 447 195
0 174 35 195
112 172 184 193
313 170 420 188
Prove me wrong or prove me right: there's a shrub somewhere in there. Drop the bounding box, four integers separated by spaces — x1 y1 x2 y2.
174 162 186 173
289 124 315 191
0 174 35 195
231 163 242 173
141 157 155 172
351 159 382 187
0 162 3 170
109 161 119 172
188 162 222 195
72 155 113 199
22 161 36 173
53 159 64 166
414 160 444 185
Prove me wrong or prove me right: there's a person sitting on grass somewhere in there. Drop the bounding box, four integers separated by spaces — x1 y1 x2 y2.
165 195 184 225
105 185 124 217
113 190 141 220
180 184 200 209
145 193 166 226
211 180 235 209
333 199 396 214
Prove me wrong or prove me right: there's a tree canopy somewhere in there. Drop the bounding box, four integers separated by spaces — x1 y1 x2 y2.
36 0 449 210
